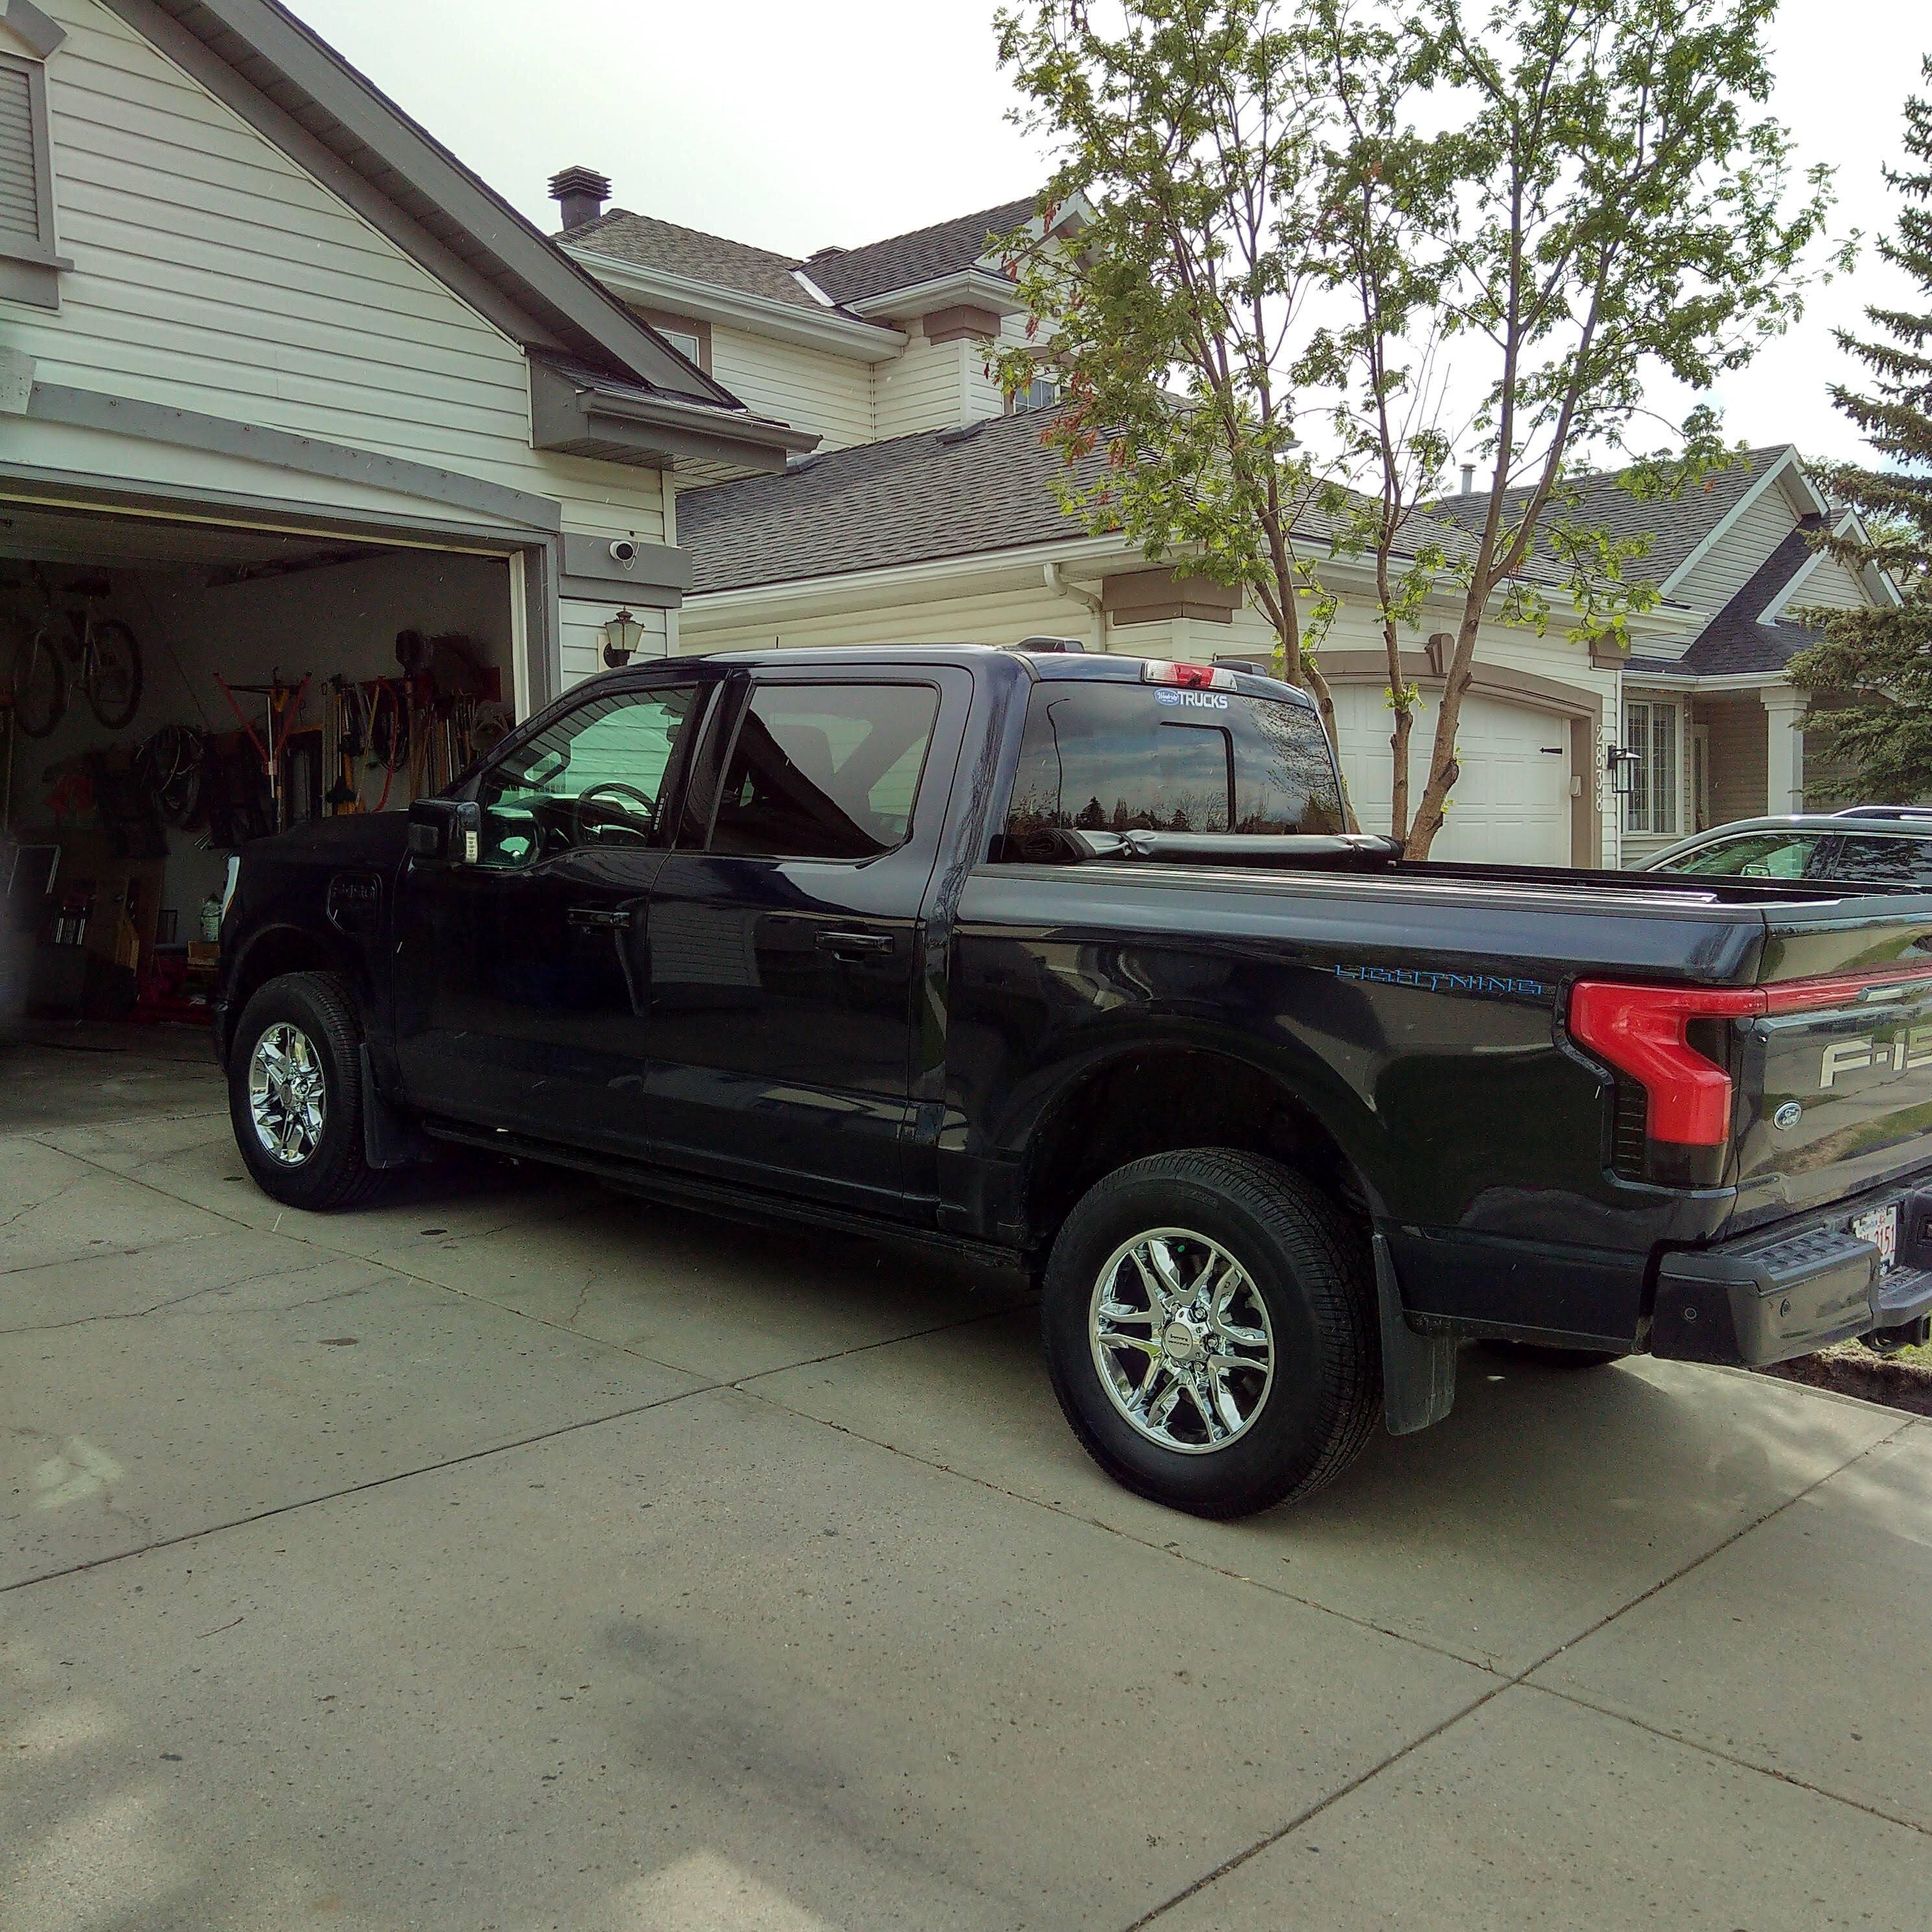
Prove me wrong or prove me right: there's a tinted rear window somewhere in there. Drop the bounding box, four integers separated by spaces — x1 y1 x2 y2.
1827 834 1932 886
1004 681 1343 842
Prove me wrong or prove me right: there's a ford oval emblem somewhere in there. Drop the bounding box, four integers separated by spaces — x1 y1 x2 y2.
1774 1101 1803 1132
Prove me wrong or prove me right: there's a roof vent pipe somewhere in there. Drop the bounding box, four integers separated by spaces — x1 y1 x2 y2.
549 166 612 230
1459 462 1476 496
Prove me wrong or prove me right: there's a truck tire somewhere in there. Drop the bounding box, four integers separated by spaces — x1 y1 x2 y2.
228 971 388 1212
1041 1149 1381 1519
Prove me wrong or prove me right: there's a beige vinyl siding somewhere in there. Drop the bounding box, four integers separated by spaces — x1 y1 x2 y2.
1780 552 1874 615
562 599 667 689
707 322 872 451
682 578 1094 656
1695 696 1768 828
1669 482 1800 614
874 331 967 439
961 335 1004 424
11 0 663 542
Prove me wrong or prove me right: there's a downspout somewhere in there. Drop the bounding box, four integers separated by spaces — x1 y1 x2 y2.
1044 562 1106 653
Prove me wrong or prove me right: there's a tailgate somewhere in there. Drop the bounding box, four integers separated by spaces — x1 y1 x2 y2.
1733 897 1932 1224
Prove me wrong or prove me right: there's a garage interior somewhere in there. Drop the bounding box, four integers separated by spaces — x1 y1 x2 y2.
1 497 523 1036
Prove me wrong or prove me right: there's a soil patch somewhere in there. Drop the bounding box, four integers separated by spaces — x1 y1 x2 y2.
1761 1343 1932 1417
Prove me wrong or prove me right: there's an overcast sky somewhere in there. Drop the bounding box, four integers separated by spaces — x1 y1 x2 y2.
290 0 1929 469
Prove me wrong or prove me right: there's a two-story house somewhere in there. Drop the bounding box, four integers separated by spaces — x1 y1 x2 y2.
551 173 1901 865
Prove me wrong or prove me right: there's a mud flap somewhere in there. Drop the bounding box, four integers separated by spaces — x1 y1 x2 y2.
360 1045 436 1169
1374 1232 1457 1435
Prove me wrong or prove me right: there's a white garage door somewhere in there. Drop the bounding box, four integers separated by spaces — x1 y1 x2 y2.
1330 686 1572 864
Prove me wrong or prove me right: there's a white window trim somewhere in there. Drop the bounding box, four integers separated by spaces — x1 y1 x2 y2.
0 40 72 311
1624 697 1683 837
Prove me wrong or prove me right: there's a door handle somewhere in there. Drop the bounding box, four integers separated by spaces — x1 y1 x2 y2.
568 906 632 931
815 928 895 956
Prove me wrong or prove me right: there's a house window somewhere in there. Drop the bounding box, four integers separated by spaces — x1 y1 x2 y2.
1624 699 1680 836
0 49 65 310
658 327 702 367
1008 375 1059 415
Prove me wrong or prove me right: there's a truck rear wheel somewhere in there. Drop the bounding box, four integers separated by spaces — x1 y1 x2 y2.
1041 1150 1381 1519
228 971 388 1212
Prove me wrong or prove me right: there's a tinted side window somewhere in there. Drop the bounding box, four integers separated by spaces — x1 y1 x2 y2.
1004 682 1343 842
1826 834 1932 886
1668 832 1824 879
475 685 696 868
710 682 941 861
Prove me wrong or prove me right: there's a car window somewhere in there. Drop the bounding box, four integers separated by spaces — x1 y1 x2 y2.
1665 832 1826 879
708 682 941 861
1825 834 1932 886
474 685 697 869
1003 680 1344 845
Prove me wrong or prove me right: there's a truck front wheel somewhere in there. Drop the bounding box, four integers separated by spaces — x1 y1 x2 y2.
1041 1150 1381 1519
228 971 388 1212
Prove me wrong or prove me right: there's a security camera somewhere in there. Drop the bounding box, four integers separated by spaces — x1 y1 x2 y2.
608 538 638 568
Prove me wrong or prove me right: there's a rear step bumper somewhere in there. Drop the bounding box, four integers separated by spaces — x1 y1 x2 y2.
1652 1189 1932 1366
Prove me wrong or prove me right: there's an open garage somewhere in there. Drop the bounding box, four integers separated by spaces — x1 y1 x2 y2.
0 0 802 1043
2 497 526 1024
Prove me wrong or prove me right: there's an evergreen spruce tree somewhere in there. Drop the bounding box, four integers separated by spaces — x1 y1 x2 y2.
1789 60 1932 800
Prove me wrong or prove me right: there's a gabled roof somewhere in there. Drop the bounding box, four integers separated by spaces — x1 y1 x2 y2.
800 198 1037 306
558 209 836 314
1670 517 1829 676
678 408 1581 598
99 0 800 467
1428 447 1796 589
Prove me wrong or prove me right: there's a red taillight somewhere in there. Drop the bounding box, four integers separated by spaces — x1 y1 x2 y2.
1574 962 1932 1156
1759 961 1932 1013
1569 982 1761 1146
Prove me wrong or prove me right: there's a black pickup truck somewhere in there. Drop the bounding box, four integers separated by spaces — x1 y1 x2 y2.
215 645 1932 1517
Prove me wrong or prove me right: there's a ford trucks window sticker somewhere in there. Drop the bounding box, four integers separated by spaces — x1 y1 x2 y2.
1335 963 1548 998
1154 690 1231 710
1820 1024 1932 1088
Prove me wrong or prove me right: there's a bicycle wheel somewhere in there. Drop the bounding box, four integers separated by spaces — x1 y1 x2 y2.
8 619 66 739
84 618 143 731
138 723 204 825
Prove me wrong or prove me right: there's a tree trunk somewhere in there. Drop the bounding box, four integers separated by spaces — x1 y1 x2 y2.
1381 610 1412 844
1402 608 1481 857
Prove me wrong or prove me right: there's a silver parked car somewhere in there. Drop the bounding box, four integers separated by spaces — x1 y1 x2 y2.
1639 811 1932 886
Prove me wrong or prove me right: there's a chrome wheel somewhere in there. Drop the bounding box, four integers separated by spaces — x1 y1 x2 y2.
247 1022 327 1167
1089 1228 1275 1454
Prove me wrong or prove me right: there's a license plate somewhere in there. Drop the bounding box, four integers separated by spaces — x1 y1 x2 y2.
1853 1204 1899 1274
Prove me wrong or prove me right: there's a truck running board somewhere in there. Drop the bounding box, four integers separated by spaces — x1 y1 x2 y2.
421 1117 1024 1275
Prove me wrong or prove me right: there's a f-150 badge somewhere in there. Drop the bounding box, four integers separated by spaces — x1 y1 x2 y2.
1820 1025 1932 1087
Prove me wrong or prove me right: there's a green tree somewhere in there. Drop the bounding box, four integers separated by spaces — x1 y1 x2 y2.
989 0 1359 789
993 0 1839 856
1786 59 1932 802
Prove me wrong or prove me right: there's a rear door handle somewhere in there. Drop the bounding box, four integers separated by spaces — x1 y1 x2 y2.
815 928 895 956
569 906 632 931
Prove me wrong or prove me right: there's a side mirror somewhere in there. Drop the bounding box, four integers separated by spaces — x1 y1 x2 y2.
408 798 482 865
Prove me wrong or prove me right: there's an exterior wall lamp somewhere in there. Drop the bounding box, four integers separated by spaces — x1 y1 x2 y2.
601 608 647 666
1605 744 1642 797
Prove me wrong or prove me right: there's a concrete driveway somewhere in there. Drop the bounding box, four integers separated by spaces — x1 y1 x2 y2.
3 1030 1929 1931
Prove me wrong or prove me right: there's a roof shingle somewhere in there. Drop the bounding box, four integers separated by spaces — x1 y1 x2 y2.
560 209 831 311
796 199 1037 306
1428 447 1794 588
678 410 1578 597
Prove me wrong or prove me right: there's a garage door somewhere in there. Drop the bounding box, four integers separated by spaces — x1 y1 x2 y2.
1330 686 1572 864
